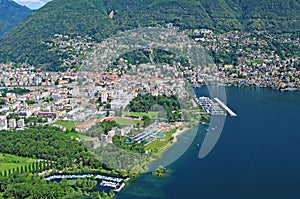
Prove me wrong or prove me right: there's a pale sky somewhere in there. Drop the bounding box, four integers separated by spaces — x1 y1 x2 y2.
13 0 52 10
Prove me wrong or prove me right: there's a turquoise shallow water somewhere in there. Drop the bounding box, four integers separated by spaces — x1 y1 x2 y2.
117 86 300 199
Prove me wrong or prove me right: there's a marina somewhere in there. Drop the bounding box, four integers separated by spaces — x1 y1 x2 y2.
45 174 123 182
45 174 125 192
197 96 226 116
197 96 237 117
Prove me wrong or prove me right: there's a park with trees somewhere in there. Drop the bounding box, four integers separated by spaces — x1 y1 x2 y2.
0 125 127 198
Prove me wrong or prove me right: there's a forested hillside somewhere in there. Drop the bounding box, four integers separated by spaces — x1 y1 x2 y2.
0 0 299 69
0 0 32 39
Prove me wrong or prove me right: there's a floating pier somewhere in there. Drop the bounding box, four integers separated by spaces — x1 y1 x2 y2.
213 98 237 117
114 183 126 192
198 96 226 116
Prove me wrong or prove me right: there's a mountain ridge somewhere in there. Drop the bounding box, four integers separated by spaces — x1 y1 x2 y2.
0 0 32 39
0 0 299 69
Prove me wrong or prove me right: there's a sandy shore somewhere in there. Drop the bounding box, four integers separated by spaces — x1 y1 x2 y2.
172 127 190 142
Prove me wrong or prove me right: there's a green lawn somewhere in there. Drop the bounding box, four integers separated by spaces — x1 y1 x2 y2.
115 118 143 126
122 111 159 119
253 59 263 64
0 153 36 174
65 132 81 139
184 109 203 113
144 129 177 152
54 120 83 131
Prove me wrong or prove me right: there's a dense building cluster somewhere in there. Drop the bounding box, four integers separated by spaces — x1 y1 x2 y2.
0 62 194 145
193 29 300 90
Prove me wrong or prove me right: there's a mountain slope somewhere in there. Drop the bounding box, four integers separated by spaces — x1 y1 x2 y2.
0 0 299 69
240 0 300 32
0 0 113 69
0 0 32 39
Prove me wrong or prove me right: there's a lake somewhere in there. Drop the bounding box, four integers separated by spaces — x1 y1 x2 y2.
116 86 300 199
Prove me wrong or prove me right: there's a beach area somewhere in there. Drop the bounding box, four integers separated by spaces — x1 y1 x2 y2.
172 127 190 143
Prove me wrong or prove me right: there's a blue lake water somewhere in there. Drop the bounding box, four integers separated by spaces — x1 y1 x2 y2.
116 86 300 199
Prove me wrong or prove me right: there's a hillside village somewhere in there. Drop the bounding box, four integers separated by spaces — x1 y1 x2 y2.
191 29 300 90
0 27 299 145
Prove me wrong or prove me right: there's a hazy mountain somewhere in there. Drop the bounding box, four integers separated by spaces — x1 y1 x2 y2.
0 0 299 69
0 0 32 39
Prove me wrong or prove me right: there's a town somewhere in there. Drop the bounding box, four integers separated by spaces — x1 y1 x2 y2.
1 26 299 144
0 26 299 172
0 59 201 151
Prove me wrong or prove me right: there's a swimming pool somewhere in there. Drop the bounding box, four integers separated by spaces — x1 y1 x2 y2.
156 133 165 137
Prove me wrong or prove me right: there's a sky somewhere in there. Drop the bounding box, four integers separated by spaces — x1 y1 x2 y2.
13 0 52 10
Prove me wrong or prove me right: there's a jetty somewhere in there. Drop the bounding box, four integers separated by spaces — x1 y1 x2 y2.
213 98 237 117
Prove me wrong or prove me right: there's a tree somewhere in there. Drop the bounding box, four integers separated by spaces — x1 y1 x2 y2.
106 103 111 109
143 116 151 127
24 165 28 173
152 165 166 177
0 126 86 169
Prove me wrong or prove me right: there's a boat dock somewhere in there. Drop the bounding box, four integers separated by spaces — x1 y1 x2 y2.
45 174 125 191
197 96 226 116
114 183 126 192
213 98 237 117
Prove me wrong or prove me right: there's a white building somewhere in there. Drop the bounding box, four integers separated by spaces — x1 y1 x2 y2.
0 115 7 130
114 126 132 136
8 119 16 129
17 119 25 129
101 90 108 103
108 128 116 137
110 99 130 110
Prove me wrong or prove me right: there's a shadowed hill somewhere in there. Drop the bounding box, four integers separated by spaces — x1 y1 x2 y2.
0 0 32 39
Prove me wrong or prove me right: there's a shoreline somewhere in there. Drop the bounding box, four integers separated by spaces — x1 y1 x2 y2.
192 83 300 92
43 125 196 196
144 126 192 171
155 126 192 155
172 127 190 143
